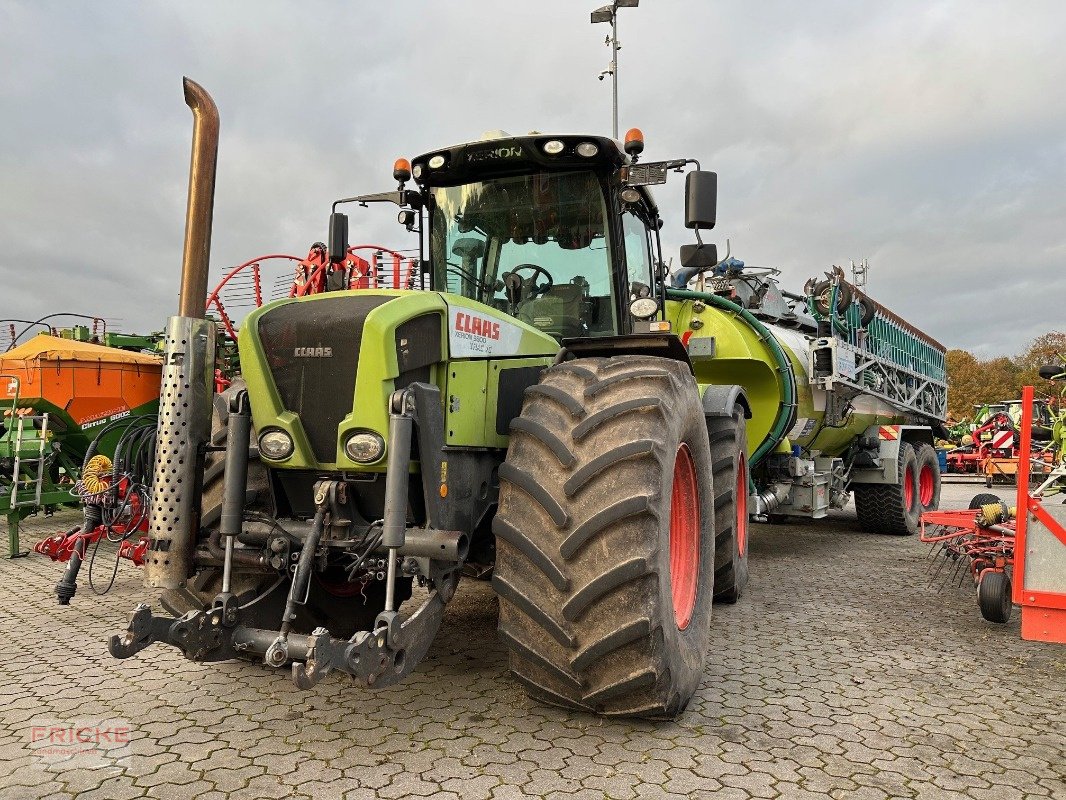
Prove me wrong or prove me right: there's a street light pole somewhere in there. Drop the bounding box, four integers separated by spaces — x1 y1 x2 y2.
611 12 619 139
591 0 639 140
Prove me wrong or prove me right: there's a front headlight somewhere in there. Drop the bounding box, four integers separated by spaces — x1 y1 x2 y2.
344 431 386 463
258 429 294 460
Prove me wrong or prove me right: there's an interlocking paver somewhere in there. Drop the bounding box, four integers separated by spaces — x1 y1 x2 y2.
3 484 1064 799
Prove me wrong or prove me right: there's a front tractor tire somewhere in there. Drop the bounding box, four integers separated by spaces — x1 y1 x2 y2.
493 356 716 718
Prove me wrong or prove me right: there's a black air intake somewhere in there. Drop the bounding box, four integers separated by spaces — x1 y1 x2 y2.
257 295 394 462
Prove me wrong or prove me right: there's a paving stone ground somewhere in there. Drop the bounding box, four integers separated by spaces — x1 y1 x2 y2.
2 481 1063 799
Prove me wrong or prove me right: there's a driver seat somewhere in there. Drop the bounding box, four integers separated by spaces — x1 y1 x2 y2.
517 284 585 340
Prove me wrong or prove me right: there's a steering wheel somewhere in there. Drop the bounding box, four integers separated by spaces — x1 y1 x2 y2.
507 263 554 298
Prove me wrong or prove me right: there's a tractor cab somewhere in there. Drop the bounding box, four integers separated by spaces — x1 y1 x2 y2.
412 133 640 341
330 129 717 343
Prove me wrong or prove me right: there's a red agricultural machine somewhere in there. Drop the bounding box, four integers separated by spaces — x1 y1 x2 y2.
206 242 420 341
922 384 1066 639
944 398 1056 487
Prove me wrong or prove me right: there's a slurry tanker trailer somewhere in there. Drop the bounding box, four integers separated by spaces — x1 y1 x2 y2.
92 80 945 719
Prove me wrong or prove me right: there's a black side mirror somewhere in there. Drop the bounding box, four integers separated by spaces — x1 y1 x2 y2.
328 212 349 263
1038 364 1066 381
685 171 717 230
679 243 718 268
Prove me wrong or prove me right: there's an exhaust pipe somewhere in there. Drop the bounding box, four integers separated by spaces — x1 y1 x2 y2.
144 78 220 590
178 77 219 319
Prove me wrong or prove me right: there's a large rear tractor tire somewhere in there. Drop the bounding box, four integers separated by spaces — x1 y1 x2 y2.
914 443 942 513
853 442 921 535
493 356 716 718
709 405 749 604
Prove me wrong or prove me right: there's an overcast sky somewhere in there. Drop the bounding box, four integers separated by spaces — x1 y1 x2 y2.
1 1 1063 357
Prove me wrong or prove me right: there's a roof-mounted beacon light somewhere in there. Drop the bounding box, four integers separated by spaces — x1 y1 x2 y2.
624 128 644 159
393 158 411 186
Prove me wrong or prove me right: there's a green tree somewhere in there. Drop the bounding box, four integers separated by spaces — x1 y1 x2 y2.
946 351 1023 419
1016 331 1066 386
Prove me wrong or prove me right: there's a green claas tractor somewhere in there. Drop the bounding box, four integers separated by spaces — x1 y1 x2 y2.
107 80 943 719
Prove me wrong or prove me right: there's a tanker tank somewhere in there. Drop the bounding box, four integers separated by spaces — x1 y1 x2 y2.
666 259 946 535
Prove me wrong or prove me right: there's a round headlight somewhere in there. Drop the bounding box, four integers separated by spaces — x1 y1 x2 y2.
412 164 423 179
344 431 386 463
620 187 642 204
576 142 599 158
428 154 446 169
258 429 294 461
629 297 659 320
542 140 565 155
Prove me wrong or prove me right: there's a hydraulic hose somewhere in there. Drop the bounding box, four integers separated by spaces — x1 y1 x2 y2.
666 288 798 467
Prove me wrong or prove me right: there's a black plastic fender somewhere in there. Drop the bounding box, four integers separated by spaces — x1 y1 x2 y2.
701 384 751 420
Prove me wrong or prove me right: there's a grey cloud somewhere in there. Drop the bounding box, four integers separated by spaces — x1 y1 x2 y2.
1 0 1063 358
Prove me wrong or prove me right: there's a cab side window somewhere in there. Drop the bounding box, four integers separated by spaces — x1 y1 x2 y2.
622 211 653 292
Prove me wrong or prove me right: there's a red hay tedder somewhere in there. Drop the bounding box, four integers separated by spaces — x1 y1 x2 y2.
921 385 1066 641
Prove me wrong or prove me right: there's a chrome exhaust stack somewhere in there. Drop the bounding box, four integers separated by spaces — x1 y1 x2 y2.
144 78 220 590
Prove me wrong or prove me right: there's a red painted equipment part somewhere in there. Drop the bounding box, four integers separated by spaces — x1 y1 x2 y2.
34 527 149 567
206 243 420 340
33 477 150 567
1012 385 1066 643
920 508 1015 586
945 411 1018 474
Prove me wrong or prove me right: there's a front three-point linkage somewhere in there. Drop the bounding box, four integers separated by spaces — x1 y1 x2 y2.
109 385 462 690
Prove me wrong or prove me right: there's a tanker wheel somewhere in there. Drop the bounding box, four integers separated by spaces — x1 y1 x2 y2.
493 356 715 719
853 442 921 535
856 296 877 327
914 443 942 513
709 404 749 604
977 570 1013 623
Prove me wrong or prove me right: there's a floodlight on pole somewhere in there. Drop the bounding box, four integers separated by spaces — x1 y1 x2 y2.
590 0 639 140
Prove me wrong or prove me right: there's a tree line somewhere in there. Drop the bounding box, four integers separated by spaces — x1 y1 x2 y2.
946 331 1066 420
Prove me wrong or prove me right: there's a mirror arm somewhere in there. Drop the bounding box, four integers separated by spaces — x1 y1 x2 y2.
331 190 423 213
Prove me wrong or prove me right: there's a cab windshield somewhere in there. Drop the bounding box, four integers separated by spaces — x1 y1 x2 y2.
429 170 616 339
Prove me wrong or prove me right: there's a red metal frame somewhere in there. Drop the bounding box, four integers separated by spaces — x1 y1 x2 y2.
1012 385 1066 642
205 244 420 340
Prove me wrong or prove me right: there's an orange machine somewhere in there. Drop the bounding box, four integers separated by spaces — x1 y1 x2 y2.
1 335 161 440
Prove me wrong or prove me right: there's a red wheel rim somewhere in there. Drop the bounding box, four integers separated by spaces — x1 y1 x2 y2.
918 464 934 507
669 443 700 630
904 464 915 509
736 454 748 555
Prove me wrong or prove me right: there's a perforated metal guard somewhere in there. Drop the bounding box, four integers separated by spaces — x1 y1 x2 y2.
145 316 215 589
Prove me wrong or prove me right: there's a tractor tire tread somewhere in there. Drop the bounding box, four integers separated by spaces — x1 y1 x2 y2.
494 356 715 718
707 407 749 603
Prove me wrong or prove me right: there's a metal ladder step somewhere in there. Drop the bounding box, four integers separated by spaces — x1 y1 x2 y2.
9 413 49 508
